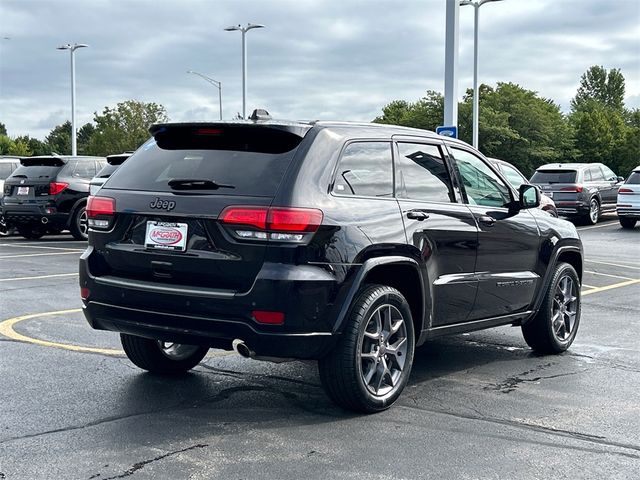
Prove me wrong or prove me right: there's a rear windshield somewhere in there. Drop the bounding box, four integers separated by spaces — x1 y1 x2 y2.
626 172 640 185
105 140 300 196
530 170 577 184
96 163 119 178
10 165 63 179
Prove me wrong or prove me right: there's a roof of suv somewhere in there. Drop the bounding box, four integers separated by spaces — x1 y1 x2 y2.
536 163 603 171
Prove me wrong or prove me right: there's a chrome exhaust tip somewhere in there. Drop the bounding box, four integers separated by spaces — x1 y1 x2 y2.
232 339 254 358
41 217 49 224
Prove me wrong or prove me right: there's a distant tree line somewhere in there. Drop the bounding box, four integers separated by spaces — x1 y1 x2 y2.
373 66 638 177
0 100 168 157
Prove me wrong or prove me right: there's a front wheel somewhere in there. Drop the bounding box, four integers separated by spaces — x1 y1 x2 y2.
318 285 415 413
619 217 637 229
522 262 581 354
120 334 209 374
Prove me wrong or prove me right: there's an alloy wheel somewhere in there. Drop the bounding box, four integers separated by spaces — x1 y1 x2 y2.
78 208 89 237
551 275 578 342
589 199 599 224
359 304 408 396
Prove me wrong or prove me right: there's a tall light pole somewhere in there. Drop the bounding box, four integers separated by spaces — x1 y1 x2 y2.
187 70 223 120
57 43 88 156
224 23 265 119
460 0 503 148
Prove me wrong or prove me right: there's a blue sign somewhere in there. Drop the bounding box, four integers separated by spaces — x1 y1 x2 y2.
436 125 458 138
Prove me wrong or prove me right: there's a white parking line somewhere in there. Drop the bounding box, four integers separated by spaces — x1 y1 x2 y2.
0 272 78 282
585 260 640 271
578 221 618 231
0 244 84 252
0 251 82 259
584 270 635 281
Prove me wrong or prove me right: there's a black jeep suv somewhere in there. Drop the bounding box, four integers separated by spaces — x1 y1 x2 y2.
80 119 583 412
3 155 106 240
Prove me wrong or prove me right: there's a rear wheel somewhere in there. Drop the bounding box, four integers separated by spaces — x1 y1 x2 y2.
584 198 600 225
0 216 9 236
522 262 581 354
318 285 415 413
619 217 637 229
70 205 89 240
17 226 45 240
120 334 209 374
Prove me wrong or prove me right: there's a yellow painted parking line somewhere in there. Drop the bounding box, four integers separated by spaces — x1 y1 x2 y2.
582 279 640 296
0 244 85 252
0 308 234 359
0 272 78 282
0 251 82 259
0 309 123 356
584 270 635 281
581 284 597 289
585 260 640 271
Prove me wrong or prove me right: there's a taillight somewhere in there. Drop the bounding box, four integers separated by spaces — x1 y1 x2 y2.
87 196 115 230
49 182 69 195
618 188 634 194
219 206 323 243
560 185 583 193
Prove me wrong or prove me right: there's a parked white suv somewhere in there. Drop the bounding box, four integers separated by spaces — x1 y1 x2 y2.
617 166 640 229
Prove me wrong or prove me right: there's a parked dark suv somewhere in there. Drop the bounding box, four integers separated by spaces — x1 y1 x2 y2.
530 163 623 224
3 155 106 240
81 119 584 412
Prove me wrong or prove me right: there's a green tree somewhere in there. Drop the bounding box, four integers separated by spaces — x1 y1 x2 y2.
0 135 14 154
571 66 626 112
45 121 72 155
8 139 31 156
86 100 169 156
374 91 443 131
0 122 7 136
14 135 48 156
77 123 95 154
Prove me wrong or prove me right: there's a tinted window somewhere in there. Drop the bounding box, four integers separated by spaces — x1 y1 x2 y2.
499 163 528 189
333 142 393 197
601 165 616 181
106 140 298 196
96 164 119 178
589 166 605 181
11 165 63 179
68 160 97 179
626 172 640 185
451 148 511 207
395 143 452 202
530 170 577 184
0 164 13 180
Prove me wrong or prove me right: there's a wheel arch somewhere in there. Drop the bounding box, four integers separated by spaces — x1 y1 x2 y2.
67 197 88 228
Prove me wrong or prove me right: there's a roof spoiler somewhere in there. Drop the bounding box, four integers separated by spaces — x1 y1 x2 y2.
19 156 67 167
106 153 132 165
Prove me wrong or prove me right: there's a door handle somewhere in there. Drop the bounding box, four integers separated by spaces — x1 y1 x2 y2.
406 210 430 221
478 215 496 226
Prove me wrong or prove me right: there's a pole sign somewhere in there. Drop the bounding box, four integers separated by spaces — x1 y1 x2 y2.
436 125 458 138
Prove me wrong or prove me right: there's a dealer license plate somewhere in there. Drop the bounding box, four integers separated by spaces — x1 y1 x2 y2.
17 186 29 195
144 221 188 252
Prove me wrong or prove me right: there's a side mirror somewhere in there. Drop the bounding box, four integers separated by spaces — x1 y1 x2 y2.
617 176 625 182
519 184 540 209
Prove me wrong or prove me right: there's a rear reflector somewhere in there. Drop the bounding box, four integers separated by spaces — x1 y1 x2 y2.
49 182 69 195
80 287 90 300
252 310 285 325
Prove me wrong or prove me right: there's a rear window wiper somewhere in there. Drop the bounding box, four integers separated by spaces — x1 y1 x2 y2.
11 174 27 178
168 178 235 190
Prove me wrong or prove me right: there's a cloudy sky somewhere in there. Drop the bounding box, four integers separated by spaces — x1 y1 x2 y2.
0 0 639 139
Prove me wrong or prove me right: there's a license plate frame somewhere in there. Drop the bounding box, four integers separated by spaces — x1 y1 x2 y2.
144 221 188 252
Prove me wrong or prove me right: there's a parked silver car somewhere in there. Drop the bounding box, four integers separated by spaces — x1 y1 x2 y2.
89 152 131 196
617 166 640 229
0 156 21 236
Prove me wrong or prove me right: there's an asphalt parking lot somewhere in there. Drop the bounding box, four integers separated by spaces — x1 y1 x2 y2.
1 216 639 479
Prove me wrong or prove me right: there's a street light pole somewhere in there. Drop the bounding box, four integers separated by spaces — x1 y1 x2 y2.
187 70 223 120
460 0 502 148
57 43 88 156
224 23 265 119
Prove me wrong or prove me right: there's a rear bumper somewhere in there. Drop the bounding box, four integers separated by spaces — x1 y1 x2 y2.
555 201 589 217
79 247 344 359
2 203 68 228
616 207 640 218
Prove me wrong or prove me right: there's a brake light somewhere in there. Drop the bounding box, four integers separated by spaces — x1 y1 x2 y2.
195 128 223 135
87 196 115 229
618 188 634 194
219 206 323 243
49 182 69 195
560 185 583 193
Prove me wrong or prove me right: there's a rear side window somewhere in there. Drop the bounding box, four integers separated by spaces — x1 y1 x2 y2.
588 166 605 181
395 143 453 202
530 170 577 184
332 142 393 197
106 140 299 197
626 172 640 185
0 163 13 180
67 160 97 179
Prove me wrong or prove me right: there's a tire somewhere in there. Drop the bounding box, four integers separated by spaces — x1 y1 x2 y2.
584 197 600 225
120 334 209 374
522 262 581 354
318 284 415 413
0 216 9 237
619 217 637 229
17 226 45 240
70 205 89 240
